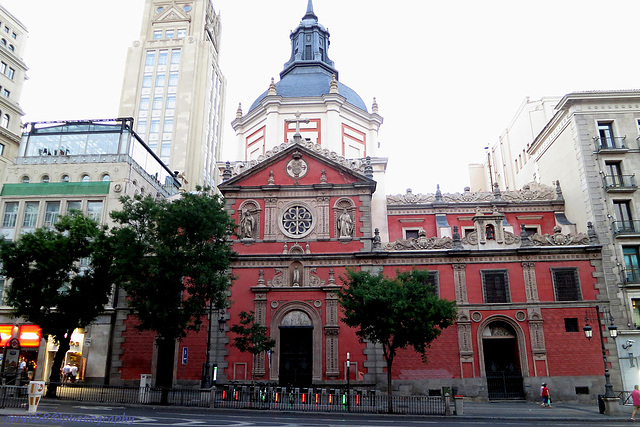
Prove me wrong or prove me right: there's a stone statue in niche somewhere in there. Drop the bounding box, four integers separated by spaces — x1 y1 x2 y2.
240 209 255 239
338 209 353 238
292 265 300 286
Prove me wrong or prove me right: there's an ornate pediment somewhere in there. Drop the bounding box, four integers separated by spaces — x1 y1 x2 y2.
154 6 191 24
529 226 590 246
384 229 453 251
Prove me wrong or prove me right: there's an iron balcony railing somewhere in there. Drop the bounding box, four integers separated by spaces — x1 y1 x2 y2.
612 220 640 236
603 174 637 191
594 136 628 151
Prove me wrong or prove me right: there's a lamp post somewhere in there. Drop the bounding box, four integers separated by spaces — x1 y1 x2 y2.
583 305 618 398
201 304 227 389
346 352 351 412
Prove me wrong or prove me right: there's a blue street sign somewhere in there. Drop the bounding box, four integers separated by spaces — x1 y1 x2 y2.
182 347 188 365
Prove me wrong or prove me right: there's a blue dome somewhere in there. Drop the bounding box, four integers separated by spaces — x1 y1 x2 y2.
248 67 368 113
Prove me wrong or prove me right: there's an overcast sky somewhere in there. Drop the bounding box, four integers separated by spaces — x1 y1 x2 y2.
2 0 640 194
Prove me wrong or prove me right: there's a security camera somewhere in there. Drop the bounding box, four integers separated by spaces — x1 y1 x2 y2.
623 339 635 350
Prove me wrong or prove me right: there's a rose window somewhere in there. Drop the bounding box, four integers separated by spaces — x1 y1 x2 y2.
281 205 313 237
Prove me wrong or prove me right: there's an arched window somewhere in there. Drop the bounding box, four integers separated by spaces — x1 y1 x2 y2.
61 174 70 183
1 113 9 128
101 174 111 182
41 175 50 183
81 174 90 183
21 175 29 184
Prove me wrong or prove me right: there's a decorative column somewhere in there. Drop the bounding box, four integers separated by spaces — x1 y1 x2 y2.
527 308 548 377
452 264 468 304
253 291 268 378
456 310 475 378
316 196 331 240
263 198 278 240
522 262 539 302
324 273 340 378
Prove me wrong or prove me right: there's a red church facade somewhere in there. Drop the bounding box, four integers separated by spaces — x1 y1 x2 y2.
110 1 620 402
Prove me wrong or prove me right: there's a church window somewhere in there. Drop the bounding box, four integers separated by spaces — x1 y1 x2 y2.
485 224 495 240
281 205 313 237
551 268 581 301
481 270 510 303
423 271 439 296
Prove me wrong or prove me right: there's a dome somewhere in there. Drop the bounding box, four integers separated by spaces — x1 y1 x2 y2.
248 67 368 113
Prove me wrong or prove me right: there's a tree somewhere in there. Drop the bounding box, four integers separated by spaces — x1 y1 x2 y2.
110 188 236 390
338 268 457 413
230 311 275 379
0 212 114 397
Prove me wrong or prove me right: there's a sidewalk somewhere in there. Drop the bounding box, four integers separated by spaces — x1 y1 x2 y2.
461 400 635 423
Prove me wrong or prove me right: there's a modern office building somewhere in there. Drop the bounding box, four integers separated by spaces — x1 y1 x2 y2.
0 4 27 186
0 118 179 383
118 0 226 191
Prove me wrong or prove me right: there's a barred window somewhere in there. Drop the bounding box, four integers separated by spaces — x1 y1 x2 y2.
481 270 510 303
552 268 581 301
423 271 439 296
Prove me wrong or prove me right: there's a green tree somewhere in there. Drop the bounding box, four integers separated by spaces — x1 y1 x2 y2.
110 188 235 389
338 268 457 413
0 212 114 397
230 311 275 379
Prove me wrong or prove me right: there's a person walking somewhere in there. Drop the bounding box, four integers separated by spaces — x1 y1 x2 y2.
541 383 551 408
631 384 640 421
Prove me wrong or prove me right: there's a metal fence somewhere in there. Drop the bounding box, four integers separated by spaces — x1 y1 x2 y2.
210 386 447 415
1 383 448 415
0 385 28 409
49 383 210 407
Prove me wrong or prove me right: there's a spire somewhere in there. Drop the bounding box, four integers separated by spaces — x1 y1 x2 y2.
281 0 336 79
303 0 317 21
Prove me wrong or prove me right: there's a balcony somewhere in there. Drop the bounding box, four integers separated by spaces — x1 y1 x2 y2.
612 220 640 236
594 136 628 152
603 174 637 192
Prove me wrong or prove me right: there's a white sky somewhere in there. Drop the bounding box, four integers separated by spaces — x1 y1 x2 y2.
1 0 640 194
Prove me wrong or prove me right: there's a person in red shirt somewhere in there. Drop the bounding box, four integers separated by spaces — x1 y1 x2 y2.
631 384 640 421
541 383 551 408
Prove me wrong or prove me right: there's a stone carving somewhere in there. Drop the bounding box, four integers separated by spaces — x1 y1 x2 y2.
337 209 353 238
384 229 453 251
461 230 520 246
387 183 557 205
224 140 369 177
530 226 590 246
240 209 255 239
309 268 326 287
268 269 284 287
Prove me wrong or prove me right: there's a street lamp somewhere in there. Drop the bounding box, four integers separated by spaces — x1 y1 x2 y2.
583 305 617 398
201 304 227 389
346 352 351 412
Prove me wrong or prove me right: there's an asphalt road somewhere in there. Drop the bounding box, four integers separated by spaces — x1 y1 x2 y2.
1 404 636 427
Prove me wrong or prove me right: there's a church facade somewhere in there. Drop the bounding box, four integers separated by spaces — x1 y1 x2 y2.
114 1 620 402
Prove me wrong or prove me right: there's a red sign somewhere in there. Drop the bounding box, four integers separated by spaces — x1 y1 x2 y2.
18 325 42 347
0 324 13 346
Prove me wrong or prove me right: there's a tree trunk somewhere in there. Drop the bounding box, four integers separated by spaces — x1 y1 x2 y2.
45 329 73 398
385 352 394 414
155 336 176 404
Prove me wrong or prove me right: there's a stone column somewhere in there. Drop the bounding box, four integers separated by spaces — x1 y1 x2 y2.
324 289 340 378
263 198 278 240
453 264 468 304
522 262 539 302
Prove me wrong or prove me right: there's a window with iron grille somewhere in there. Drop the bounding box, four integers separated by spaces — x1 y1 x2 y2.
481 270 510 303
564 318 579 332
423 271 439 297
552 268 582 301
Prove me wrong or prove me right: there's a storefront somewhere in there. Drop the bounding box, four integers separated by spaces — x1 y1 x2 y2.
0 324 42 381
